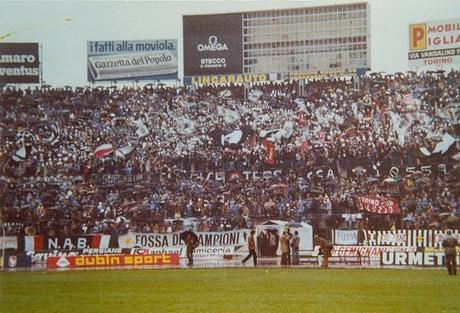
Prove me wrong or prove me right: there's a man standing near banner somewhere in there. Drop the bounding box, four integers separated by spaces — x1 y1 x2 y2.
291 231 300 265
314 234 332 268
442 230 459 276
242 229 257 266
186 233 197 266
280 231 290 266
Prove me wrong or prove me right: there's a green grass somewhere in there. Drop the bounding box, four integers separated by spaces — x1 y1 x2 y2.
0 268 459 313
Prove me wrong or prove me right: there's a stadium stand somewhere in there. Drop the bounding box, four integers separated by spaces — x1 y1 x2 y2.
1 70 459 237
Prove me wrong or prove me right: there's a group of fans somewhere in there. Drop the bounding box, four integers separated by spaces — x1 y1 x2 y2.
0 70 459 237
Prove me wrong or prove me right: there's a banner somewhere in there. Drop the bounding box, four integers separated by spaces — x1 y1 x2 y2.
87 39 178 82
0 42 39 84
0 236 18 250
47 253 179 269
129 246 240 258
4 158 451 186
333 230 358 245
289 68 359 80
364 229 459 247
381 251 460 267
118 230 249 258
183 13 243 76
23 235 112 252
356 195 401 215
332 246 417 257
3 254 32 268
184 73 268 85
409 19 460 67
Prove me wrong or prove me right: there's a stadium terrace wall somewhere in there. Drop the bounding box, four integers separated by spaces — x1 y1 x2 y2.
1 158 452 186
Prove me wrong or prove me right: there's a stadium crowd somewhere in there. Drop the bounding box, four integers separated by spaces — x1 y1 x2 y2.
1 70 459 237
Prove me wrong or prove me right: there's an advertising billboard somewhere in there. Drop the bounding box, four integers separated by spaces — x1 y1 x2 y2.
47 254 180 269
87 39 178 82
0 42 40 84
408 19 460 67
183 13 243 77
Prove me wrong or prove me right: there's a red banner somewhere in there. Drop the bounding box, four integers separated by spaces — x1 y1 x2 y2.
47 254 179 269
262 139 276 165
356 195 401 215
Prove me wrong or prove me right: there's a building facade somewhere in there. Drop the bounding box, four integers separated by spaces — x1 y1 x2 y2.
242 2 370 79
183 2 370 84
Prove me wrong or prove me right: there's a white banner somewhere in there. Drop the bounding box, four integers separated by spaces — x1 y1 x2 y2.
381 251 460 267
332 246 417 257
334 230 358 245
0 236 18 250
118 230 249 258
364 229 459 247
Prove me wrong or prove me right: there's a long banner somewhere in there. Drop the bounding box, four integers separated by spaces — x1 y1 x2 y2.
118 230 249 258
47 253 179 269
381 251 460 267
363 229 459 247
332 245 417 257
13 229 459 256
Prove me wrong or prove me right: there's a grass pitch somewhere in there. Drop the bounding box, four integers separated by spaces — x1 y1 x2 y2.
0 268 458 313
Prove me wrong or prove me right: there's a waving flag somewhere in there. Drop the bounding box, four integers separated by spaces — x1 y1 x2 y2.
94 144 114 158
263 139 276 165
221 129 243 145
402 92 416 105
299 140 310 156
115 145 134 159
12 146 26 162
133 119 150 138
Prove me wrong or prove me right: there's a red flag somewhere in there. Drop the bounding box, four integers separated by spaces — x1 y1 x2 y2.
94 144 114 158
402 92 416 105
299 140 310 156
298 113 307 127
24 235 44 251
263 139 276 165
319 132 326 142
250 134 258 147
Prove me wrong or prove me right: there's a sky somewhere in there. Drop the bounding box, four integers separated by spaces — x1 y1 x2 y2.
0 0 459 87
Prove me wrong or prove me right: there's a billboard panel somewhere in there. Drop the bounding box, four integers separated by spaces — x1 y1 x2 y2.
87 39 178 82
183 13 243 76
0 43 39 84
408 19 460 67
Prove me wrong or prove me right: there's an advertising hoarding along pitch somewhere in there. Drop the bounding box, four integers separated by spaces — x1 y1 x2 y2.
47 253 179 269
0 236 18 250
0 43 40 84
87 39 178 82
408 19 460 67
183 13 243 76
